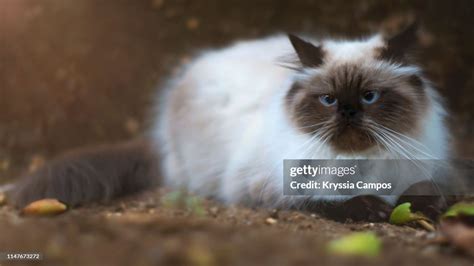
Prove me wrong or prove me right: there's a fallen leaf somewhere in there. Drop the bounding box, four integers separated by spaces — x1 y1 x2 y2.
22 199 67 216
162 191 206 216
186 196 206 216
443 202 474 218
390 202 428 225
327 232 381 257
161 191 183 208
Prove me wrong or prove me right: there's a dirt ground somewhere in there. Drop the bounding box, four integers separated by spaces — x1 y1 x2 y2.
1 0 474 265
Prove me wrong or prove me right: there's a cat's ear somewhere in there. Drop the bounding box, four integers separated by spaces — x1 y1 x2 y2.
288 34 324 68
380 21 419 62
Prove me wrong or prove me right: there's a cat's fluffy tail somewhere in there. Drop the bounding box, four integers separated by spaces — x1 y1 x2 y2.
9 139 160 208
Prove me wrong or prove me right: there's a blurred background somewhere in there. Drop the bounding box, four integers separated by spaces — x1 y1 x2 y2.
1 0 474 183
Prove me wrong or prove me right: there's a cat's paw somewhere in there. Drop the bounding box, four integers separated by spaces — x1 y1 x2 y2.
311 195 392 222
340 195 392 222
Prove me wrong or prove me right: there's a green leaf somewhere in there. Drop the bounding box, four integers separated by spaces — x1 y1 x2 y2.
389 202 427 225
161 191 183 208
327 232 381 257
186 196 206 217
443 202 474 218
161 191 206 216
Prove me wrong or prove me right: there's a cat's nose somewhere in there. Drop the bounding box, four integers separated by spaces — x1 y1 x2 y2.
339 105 358 119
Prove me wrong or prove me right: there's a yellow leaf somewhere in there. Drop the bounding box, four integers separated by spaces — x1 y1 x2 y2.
22 199 67 216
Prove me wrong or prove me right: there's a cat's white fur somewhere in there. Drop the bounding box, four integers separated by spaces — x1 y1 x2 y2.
153 35 450 207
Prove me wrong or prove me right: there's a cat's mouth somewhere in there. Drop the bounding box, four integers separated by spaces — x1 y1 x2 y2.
328 123 377 152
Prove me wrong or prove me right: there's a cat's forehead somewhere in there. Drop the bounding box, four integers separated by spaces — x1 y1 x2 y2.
322 35 384 64
305 61 416 94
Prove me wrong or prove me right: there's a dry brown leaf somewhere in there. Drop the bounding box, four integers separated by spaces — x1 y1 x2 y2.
22 199 67 216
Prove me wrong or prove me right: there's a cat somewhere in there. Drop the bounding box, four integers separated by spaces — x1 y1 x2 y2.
9 23 452 213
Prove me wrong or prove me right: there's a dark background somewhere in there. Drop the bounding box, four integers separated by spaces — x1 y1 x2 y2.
1 1 474 265
1 0 474 182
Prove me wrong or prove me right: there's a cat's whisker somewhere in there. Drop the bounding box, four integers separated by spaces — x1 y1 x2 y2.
294 120 335 131
368 124 444 196
368 129 401 159
366 121 436 159
374 123 437 157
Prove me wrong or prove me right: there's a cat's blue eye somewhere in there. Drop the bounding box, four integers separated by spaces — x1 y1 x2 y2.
361 90 380 104
319 94 337 107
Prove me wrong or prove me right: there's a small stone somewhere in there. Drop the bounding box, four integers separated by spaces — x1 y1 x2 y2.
209 206 219 216
415 230 427 238
265 217 277 225
362 223 375 228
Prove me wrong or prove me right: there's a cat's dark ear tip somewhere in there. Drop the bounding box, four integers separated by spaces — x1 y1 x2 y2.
404 19 420 34
287 33 324 68
407 19 420 29
384 19 420 40
287 33 302 43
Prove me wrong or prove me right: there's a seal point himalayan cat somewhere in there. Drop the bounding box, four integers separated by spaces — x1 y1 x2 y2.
9 22 451 212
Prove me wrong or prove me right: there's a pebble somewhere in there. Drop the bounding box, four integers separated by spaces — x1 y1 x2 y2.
265 217 278 225
414 230 427 238
209 206 219 216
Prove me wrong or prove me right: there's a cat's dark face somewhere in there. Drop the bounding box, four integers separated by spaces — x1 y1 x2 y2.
285 23 430 153
286 63 428 152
